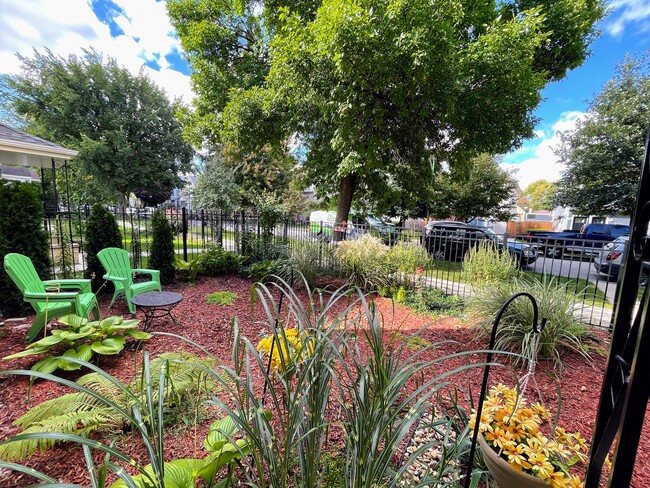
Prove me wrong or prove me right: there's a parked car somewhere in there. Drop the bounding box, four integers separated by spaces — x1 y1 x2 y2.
349 213 399 245
593 237 649 286
527 223 630 258
423 221 538 267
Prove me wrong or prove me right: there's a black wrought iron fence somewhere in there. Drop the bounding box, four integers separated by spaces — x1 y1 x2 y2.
44 208 634 327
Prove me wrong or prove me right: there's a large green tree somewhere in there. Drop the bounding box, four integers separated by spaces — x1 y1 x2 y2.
554 53 650 216
168 0 604 229
433 154 517 222
1 49 194 204
520 179 556 211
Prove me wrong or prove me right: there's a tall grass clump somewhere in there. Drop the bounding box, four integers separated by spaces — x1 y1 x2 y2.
288 240 326 288
387 241 430 274
469 276 590 367
336 235 396 291
462 240 518 287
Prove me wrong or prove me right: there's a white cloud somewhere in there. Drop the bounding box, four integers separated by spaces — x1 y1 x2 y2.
501 111 587 189
606 0 650 37
0 0 193 103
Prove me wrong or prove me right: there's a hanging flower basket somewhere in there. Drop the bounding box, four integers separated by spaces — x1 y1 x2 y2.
479 435 548 488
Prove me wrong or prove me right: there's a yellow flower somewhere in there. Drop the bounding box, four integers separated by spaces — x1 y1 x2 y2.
256 328 310 372
563 475 585 487
504 443 532 472
528 451 555 480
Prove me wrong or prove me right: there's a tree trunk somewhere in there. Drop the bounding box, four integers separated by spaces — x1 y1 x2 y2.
334 172 357 242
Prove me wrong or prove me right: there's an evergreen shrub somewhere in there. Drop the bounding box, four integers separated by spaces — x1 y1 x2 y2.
84 203 122 291
195 245 242 275
149 209 176 285
0 181 51 316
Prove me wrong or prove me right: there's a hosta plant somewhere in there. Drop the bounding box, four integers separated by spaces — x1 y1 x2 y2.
470 384 589 487
3 315 151 375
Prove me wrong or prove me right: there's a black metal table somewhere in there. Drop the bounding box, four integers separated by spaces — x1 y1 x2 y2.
130 291 183 330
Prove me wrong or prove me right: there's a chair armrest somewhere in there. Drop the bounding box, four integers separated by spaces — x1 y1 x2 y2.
102 274 128 283
43 279 92 294
133 269 160 278
24 291 79 302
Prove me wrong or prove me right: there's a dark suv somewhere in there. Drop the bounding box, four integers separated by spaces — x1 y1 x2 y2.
423 221 538 267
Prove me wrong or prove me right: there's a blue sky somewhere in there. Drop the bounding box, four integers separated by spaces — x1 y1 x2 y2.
1 0 650 188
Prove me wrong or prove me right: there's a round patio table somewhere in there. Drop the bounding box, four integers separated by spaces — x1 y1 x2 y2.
130 291 183 331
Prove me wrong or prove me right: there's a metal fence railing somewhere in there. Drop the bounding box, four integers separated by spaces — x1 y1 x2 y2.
45 208 633 328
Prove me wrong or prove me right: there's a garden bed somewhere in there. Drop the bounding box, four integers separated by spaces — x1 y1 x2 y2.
0 275 648 487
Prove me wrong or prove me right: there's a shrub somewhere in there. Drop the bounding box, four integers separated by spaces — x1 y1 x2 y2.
287 240 324 288
468 276 590 367
149 208 176 285
85 203 122 291
173 258 200 283
195 245 242 275
402 287 464 317
247 258 295 284
387 241 430 274
462 240 518 287
335 235 397 291
0 181 52 316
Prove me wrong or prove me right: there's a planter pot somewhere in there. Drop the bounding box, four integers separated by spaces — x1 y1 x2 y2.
478 435 548 487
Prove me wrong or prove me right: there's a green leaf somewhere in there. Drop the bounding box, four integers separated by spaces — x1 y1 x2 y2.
204 416 238 452
3 347 49 360
57 346 94 371
123 330 152 340
30 334 66 348
58 329 95 341
57 315 90 330
91 336 126 355
194 439 249 483
31 356 60 375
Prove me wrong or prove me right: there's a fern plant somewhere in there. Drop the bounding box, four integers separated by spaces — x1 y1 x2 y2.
0 352 214 462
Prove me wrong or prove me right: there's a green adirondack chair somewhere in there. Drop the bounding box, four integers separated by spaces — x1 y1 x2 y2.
97 247 161 314
3 253 100 342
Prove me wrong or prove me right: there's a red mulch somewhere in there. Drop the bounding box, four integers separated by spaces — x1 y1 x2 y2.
0 275 648 487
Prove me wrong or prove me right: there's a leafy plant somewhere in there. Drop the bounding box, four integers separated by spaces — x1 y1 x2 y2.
401 287 465 317
205 291 238 306
462 240 519 287
174 258 200 283
0 352 215 462
84 203 122 291
386 241 430 274
3 315 151 375
288 240 326 288
469 276 590 367
246 258 295 284
149 208 176 285
335 235 397 291
196 245 243 275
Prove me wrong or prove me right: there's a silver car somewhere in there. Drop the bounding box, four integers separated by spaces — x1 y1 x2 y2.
593 238 649 286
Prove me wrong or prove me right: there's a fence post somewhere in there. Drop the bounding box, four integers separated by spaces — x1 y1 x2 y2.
182 207 188 262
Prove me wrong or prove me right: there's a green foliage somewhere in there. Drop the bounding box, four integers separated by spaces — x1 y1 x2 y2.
519 179 556 211
386 241 430 274
432 154 517 223
469 277 590 367
2 49 193 202
174 258 200 283
3 315 152 376
335 235 397 291
205 291 238 306
149 209 176 285
53 216 75 279
130 226 143 269
169 0 604 223
0 352 215 462
0 181 51 316
555 52 650 215
253 191 284 247
246 259 295 284
401 287 465 317
84 203 122 291
462 240 519 288
288 240 326 288
194 151 241 211
195 245 243 275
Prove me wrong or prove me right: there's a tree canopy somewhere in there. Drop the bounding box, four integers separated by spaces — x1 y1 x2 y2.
520 179 556 211
554 53 650 216
1 49 194 204
433 154 517 223
168 0 604 224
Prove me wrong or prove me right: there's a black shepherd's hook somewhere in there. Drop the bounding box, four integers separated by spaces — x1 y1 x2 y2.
462 291 547 488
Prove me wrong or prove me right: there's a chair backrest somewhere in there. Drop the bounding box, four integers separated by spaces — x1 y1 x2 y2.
97 248 133 286
3 253 45 295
